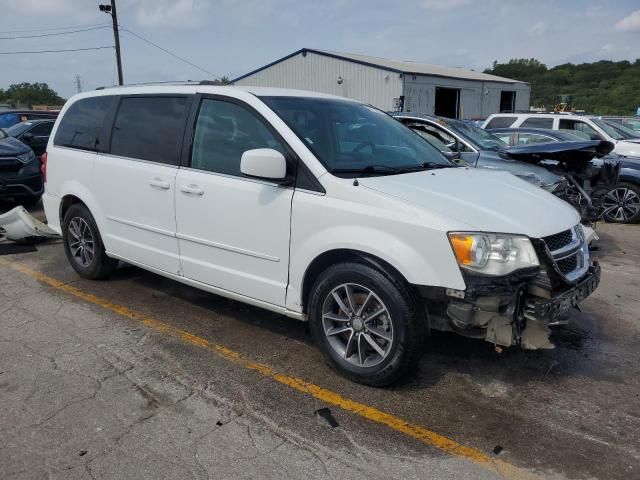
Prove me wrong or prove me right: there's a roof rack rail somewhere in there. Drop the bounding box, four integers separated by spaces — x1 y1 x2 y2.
95 80 225 90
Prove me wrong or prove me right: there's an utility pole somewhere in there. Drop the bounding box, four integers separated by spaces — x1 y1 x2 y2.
74 74 82 93
99 1 123 85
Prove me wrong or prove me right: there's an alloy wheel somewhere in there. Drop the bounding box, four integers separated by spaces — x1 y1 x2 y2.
321 283 394 367
602 186 640 222
67 217 95 267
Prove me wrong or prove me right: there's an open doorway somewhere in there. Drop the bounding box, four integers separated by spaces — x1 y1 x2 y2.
434 87 460 119
500 91 516 112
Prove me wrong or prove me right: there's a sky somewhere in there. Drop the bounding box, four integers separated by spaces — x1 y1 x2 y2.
1 0 639 99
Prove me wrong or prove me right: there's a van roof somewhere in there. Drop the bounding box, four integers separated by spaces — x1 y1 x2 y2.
89 83 347 100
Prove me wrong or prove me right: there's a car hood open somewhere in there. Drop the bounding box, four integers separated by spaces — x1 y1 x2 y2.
504 140 614 169
358 167 580 238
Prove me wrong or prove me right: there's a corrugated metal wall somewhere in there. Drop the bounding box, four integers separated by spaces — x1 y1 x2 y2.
404 75 531 118
234 51 404 111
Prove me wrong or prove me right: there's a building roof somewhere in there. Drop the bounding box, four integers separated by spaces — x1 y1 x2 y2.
232 48 527 84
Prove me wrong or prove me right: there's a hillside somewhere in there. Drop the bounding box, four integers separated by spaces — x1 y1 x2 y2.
484 58 640 115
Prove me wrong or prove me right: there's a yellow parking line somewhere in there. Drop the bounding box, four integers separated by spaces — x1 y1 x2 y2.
0 258 543 480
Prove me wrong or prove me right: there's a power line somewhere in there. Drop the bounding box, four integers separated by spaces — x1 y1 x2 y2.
0 25 111 40
0 46 113 55
119 27 220 79
0 22 111 34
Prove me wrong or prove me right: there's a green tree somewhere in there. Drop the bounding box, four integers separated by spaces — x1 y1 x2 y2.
0 82 64 106
484 58 640 115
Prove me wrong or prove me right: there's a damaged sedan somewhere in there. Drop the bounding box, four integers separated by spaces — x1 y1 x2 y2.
393 113 620 224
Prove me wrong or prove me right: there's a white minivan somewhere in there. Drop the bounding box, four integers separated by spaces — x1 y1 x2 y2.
42 84 600 385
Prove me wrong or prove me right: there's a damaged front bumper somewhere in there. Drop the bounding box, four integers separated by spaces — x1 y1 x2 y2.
423 227 601 350
0 206 59 243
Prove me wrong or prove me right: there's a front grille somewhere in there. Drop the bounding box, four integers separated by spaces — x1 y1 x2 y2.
556 255 578 274
543 229 573 251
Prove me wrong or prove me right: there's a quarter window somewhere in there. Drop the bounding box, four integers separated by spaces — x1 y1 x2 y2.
54 96 112 151
110 96 189 165
520 117 554 129
190 99 285 176
485 116 517 129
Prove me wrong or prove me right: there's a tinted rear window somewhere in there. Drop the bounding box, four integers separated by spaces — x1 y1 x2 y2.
54 97 112 151
520 117 554 129
110 96 189 165
485 116 517 129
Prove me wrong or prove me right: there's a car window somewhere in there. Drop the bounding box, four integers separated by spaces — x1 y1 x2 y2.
5 121 33 137
558 119 602 140
494 133 512 144
190 98 285 177
409 126 453 152
110 96 189 165
485 116 517 129
262 97 452 176
54 96 112 151
30 122 53 136
518 133 555 145
520 117 554 129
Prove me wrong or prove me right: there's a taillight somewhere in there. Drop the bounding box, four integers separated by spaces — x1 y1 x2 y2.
41 151 48 182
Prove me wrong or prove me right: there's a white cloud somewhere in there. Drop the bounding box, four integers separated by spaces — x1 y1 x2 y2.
2 0 100 21
527 22 547 35
132 0 210 29
421 0 473 11
614 10 640 32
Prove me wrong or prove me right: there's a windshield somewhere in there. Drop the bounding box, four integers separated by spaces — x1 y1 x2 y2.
447 119 506 151
5 122 32 137
590 118 624 140
260 97 453 176
603 120 640 139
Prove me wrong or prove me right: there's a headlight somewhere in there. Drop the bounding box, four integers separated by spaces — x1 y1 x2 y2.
448 232 539 276
17 151 36 164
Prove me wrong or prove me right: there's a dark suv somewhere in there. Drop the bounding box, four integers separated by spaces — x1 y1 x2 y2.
4 119 55 158
0 127 43 205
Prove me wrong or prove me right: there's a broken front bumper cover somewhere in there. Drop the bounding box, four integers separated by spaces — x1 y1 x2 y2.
0 206 59 243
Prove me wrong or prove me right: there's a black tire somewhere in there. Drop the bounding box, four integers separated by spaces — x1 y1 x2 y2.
62 203 118 279
308 261 427 387
602 182 640 224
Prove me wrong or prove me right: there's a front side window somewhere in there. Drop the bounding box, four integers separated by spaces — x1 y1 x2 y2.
30 122 54 136
558 119 602 140
261 97 451 176
110 96 189 165
520 117 554 129
190 99 285 176
54 96 112 151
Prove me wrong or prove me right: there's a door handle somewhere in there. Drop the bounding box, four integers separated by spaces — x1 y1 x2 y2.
180 184 204 196
149 178 171 190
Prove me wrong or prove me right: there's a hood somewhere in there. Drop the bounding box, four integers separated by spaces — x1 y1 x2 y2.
474 150 561 187
358 168 580 238
504 140 615 169
0 136 31 156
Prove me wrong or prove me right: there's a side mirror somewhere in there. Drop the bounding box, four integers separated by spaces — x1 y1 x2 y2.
443 151 461 161
240 148 287 182
22 133 34 143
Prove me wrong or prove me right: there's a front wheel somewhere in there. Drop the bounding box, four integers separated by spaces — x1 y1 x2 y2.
308 261 426 386
602 182 640 224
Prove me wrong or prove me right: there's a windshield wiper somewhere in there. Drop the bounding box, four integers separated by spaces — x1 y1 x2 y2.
332 165 402 176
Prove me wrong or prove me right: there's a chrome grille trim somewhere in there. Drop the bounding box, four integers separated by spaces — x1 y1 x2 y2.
543 225 589 283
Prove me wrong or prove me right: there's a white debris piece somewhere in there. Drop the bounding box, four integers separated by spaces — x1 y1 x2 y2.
0 206 59 242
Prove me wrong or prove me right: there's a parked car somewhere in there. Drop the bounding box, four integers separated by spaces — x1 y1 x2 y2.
599 119 640 140
43 85 600 385
489 127 640 223
4 119 56 157
601 116 640 132
0 110 59 129
482 113 640 157
0 128 42 205
392 113 618 224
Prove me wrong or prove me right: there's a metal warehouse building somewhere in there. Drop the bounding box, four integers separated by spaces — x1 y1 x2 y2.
233 48 530 118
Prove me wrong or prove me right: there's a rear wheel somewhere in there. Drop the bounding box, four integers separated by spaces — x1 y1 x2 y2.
602 182 640 224
308 261 426 386
62 204 118 279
